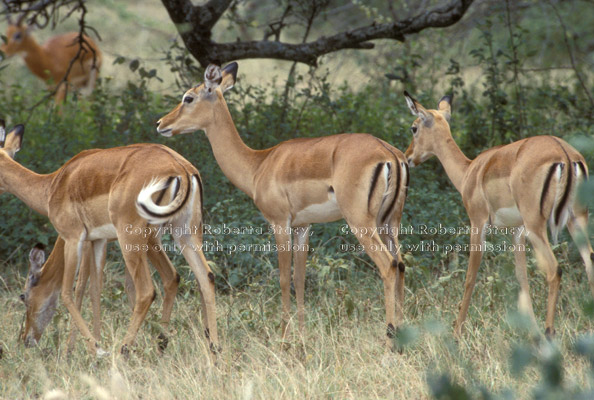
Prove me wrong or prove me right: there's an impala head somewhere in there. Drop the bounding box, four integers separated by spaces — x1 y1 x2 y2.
156 62 238 136
1 15 33 57
403 91 452 167
20 244 59 347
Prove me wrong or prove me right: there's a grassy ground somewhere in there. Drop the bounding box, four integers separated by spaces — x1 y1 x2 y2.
1 246 593 399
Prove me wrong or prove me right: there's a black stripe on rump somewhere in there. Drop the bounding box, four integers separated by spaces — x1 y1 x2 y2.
368 162 384 209
540 163 560 218
403 162 410 199
381 162 400 224
155 176 176 206
555 162 572 226
194 174 204 214
576 161 588 179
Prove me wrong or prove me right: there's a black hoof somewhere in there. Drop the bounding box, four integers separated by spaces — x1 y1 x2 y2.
157 333 169 352
120 344 130 357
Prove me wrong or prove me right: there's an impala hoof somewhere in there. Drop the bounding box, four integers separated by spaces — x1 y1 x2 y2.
157 333 169 352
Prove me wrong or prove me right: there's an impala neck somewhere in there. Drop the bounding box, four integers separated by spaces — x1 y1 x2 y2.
433 135 471 193
202 99 264 199
22 39 52 81
1 155 52 216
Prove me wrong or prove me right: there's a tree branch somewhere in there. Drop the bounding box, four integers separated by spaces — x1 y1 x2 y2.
160 0 475 67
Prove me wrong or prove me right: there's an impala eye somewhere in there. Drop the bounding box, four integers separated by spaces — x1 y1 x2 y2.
411 126 418 135
183 96 194 104
13 32 22 41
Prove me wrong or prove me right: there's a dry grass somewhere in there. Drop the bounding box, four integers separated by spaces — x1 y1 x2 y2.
1 252 593 399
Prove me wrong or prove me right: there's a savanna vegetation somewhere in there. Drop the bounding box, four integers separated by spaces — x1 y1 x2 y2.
1 0 594 398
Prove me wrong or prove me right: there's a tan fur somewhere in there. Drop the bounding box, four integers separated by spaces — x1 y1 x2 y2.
158 63 409 348
404 92 594 337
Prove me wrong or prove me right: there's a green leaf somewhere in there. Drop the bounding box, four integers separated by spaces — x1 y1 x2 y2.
129 59 140 72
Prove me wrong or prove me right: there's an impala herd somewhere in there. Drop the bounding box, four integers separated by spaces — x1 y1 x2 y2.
1 20 592 360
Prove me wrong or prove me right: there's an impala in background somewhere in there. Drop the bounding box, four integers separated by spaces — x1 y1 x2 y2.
0 13 101 103
157 62 410 349
403 91 593 338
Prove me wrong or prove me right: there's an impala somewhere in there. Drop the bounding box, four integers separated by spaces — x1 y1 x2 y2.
0 122 218 356
23 237 180 353
1 14 101 103
157 63 409 348
403 92 594 337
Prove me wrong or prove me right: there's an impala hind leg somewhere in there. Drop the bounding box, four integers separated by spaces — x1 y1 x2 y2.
348 221 398 349
454 223 486 338
567 212 594 300
118 236 155 354
176 233 219 356
513 231 538 328
292 226 311 337
525 225 560 338
146 239 180 351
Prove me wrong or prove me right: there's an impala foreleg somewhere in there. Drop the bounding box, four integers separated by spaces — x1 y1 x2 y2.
292 226 310 336
454 225 485 338
62 239 104 355
274 229 293 342
66 242 94 352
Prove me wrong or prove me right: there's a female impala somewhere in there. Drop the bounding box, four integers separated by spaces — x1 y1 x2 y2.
0 122 218 356
403 92 594 337
1 14 101 103
157 62 409 348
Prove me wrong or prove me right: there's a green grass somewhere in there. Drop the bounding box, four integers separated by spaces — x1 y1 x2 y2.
1 246 593 399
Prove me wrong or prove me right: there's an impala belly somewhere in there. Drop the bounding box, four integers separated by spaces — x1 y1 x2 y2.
87 223 117 240
292 190 342 226
492 206 523 227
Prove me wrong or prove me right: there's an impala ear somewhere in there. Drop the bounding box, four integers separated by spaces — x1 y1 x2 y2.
437 94 452 122
3 124 24 158
204 64 222 94
29 244 46 272
220 62 238 93
403 91 433 126
0 119 5 147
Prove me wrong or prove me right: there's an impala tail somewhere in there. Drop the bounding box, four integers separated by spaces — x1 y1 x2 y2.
136 174 201 225
542 160 588 244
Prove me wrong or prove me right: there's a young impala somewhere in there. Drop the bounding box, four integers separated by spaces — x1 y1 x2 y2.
403 92 593 337
1 14 101 103
0 122 218 357
157 62 410 349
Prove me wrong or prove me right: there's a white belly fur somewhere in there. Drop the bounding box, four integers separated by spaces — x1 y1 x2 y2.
292 193 342 225
87 224 118 240
493 206 523 227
